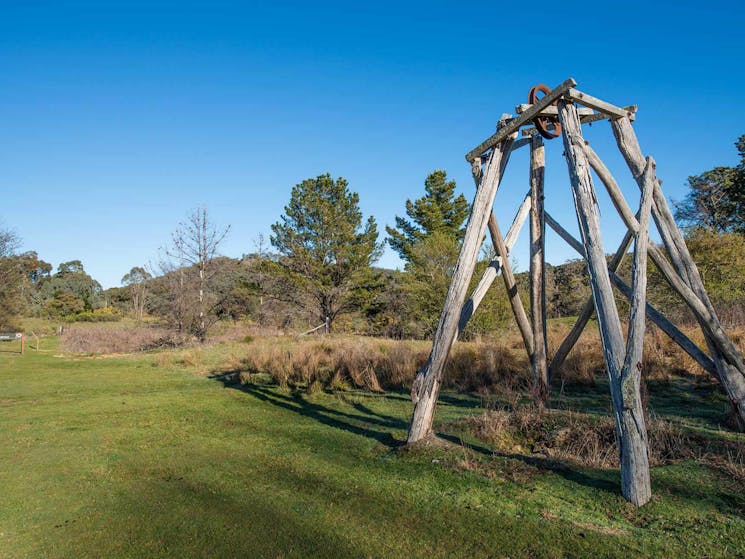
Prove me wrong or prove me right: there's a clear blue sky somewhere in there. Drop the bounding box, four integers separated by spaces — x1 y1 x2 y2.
1 0 743 288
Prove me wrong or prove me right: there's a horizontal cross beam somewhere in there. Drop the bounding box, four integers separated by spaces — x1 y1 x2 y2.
521 105 637 136
467 79 637 149
566 88 635 119
515 104 595 117
465 78 577 162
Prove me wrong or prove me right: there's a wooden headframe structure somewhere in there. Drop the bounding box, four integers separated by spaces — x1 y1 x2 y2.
407 78 745 506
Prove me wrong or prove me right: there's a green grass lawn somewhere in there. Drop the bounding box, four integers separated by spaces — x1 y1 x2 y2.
1 337 744 558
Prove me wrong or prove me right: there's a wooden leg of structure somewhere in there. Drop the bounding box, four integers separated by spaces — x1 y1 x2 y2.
546 211 718 378
590 128 745 429
558 100 650 506
474 141 534 362
408 133 517 444
618 153 655 507
529 135 548 405
490 211 534 361
609 272 717 376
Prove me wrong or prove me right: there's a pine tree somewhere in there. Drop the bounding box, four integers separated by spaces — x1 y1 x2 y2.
270 174 382 330
385 170 470 337
386 170 469 263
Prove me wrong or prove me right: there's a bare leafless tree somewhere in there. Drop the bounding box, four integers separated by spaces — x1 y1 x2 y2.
150 256 189 334
166 207 230 341
0 224 20 258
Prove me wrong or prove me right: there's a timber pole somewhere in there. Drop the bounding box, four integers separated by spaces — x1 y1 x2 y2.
489 210 534 361
595 124 745 429
617 154 656 507
558 100 651 505
529 135 549 405
458 193 531 334
545 210 718 378
548 227 633 381
408 131 517 444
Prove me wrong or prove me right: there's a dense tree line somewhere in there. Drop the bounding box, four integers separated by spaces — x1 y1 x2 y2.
2 134 744 338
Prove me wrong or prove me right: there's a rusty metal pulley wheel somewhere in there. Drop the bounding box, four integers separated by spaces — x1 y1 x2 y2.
528 84 562 140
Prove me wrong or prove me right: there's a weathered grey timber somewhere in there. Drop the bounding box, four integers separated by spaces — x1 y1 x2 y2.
610 272 717 376
408 132 517 443
587 133 745 427
476 128 535 361
566 88 634 119
558 100 626 369
612 117 745 429
617 153 655 507
522 105 637 137
491 205 534 361
529 135 548 404
545 210 717 377
465 78 576 162
546 211 633 382
558 100 650 506
458 193 531 334
515 104 595 117
409 79 745 507
504 194 532 249
511 137 532 151
579 105 636 123
583 140 724 381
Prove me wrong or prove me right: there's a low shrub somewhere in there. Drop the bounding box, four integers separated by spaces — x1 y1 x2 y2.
65 306 122 323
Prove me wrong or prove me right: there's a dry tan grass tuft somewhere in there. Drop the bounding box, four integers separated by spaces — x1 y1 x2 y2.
234 335 529 392
61 325 185 354
228 320 745 394
458 406 745 478
176 349 204 368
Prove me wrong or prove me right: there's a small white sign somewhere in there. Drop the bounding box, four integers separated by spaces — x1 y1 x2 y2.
0 332 22 341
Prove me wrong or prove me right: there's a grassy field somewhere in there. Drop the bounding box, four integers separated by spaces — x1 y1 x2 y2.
1 335 744 558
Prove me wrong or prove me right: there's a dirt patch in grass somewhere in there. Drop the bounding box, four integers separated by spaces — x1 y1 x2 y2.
572 520 630 537
399 433 459 451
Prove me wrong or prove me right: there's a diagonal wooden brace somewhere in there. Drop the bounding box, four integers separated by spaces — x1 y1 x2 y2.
458 193 531 335
546 210 717 378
